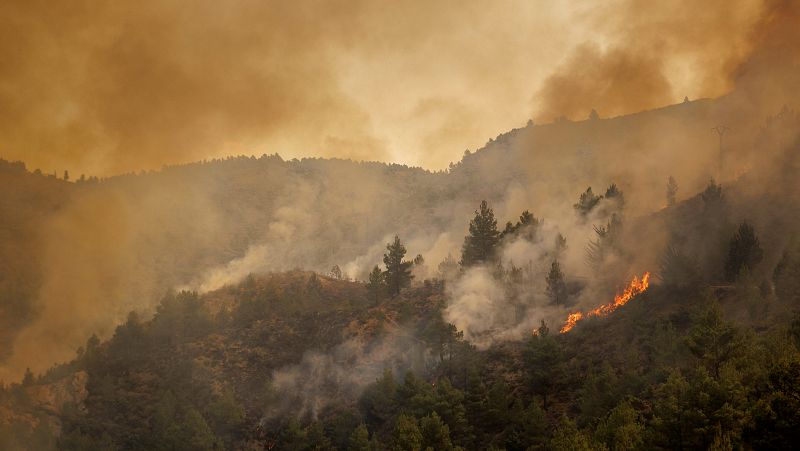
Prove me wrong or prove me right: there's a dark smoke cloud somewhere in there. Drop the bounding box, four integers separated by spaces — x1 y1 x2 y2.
533 0 765 121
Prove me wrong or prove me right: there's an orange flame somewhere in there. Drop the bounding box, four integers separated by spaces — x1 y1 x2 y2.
559 272 650 333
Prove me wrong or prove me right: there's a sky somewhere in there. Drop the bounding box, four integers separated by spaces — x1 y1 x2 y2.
0 0 765 176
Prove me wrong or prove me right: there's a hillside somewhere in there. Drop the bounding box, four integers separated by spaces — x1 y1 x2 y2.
4 93 798 381
1 156 800 448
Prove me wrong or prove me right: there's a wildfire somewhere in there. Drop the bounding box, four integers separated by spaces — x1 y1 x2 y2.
559 272 651 333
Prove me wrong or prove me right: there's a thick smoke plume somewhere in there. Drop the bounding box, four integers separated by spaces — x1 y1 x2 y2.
0 0 775 174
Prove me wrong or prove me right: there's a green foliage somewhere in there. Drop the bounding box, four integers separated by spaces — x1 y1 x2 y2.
550 418 592 451
366 265 386 305
419 412 455 451
525 322 564 410
391 414 423 451
685 302 742 378
460 201 500 267
384 236 414 297
349 423 372 451
594 400 644 451
724 222 764 282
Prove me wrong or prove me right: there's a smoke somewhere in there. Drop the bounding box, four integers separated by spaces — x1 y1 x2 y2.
264 330 431 420
2 0 799 383
0 0 775 175
533 0 765 121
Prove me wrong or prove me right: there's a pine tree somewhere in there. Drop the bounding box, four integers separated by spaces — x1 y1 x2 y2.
724 222 763 282
391 414 422 451
701 178 724 211
366 265 386 305
686 302 740 378
604 183 625 210
383 236 413 297
349 424 371 451
525 322 564 410
586 214 623 273
574 187 602 217
461 200 500 267
546 260 568 305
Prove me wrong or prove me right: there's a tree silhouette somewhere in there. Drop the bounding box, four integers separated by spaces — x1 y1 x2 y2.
460 200 500 267
383 236 413 297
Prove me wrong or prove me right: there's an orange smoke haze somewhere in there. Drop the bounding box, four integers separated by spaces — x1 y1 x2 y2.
0 0 767 175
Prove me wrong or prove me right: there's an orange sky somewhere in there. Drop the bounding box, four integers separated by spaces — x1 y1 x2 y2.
0 0 764 176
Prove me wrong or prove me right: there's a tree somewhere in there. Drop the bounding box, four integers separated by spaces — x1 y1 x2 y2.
701 178 724 211
554 233 567 259
22 368 34 386
574 187 602 217
685 302 741 378
604 183 625 210
658 245 702 290
391 414 422 451
724 222 763 282
586 214 623 273
501 210 541 242
461 201 500 267
594 400 644 451
420 412 455 451
63 170 69 181
775 244 800 305
550 418 592 451
545 260 568 305
349 424 371 451
383 236 413 297
329 265 343 280
366 265 386 305
666 176 678 206
525 322 564 410
180 409 217 451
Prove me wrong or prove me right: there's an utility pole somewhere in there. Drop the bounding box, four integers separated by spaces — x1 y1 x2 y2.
712 125 730 181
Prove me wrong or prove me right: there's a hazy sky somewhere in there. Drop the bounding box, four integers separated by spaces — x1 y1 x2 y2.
0 0 764 175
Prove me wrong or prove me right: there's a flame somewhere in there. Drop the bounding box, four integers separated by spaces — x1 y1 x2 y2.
559 272 650 333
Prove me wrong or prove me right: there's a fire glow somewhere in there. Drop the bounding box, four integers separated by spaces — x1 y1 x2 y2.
559 272 651 333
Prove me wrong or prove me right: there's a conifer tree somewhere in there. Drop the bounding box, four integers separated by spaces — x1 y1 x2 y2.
366 265 386 305
724 222 763 282
574 187 602 217
383 236 413 297
546 260 568 305
461 200 500 267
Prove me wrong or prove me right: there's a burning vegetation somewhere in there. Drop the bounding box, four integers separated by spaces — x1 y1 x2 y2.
560 272 651 333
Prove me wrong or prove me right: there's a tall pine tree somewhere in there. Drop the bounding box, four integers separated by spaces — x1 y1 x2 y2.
384 236 413 297
546 260 568 305
461 200 500 267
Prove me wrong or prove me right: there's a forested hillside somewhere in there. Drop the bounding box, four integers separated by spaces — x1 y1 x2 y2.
2 146 800 448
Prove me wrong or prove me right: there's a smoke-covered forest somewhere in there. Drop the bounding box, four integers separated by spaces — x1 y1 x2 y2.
2 0 800 450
